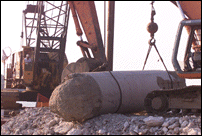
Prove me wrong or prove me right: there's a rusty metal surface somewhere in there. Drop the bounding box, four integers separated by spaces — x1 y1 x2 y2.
71 1 106 63
179 1 201 19
170 1 201 19
61 57 104 83
1 89 21 109
68 1 83 36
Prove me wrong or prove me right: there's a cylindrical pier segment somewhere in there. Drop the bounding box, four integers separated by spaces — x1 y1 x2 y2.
49 70 186 122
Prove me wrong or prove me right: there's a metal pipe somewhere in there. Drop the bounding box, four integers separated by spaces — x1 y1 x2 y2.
106 1 115 71
176 1 186 19
49 70 186 122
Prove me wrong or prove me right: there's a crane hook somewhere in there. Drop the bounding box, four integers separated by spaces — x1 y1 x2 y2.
149 38 156 46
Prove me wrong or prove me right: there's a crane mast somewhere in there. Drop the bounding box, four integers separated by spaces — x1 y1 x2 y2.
16 1 69 98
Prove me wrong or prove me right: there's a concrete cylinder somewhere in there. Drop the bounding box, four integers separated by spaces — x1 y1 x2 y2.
49 70 185 122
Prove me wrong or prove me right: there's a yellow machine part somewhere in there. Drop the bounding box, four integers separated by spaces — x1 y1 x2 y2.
23 71 33 84
23 62 34 85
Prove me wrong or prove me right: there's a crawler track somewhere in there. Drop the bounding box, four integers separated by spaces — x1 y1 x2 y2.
144 85 201 116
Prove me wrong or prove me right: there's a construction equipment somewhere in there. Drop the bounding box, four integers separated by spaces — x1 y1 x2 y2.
2 1 201 120
48 1 200 122
60 1 108 83
144 1 201 114
2 1 70 103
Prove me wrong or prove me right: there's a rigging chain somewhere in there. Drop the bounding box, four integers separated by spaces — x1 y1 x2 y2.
142 1 173 88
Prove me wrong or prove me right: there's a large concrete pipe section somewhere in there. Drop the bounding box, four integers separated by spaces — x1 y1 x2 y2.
49 70 186 122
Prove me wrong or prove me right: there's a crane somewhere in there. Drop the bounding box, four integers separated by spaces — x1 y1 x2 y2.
2 1 70 107
1 1 201 121
48 1 200 122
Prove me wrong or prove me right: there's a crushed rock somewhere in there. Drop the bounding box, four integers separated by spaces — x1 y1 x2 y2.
1 107 201 135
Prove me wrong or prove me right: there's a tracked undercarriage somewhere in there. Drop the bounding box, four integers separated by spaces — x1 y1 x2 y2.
144 85 201 115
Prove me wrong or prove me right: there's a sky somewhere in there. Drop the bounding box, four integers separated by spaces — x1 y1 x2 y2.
1 1 201 86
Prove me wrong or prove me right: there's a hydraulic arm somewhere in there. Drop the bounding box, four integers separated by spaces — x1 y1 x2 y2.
61 1 108 82
68 1 106 63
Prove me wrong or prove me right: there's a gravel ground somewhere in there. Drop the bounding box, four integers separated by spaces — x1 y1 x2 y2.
1 107 201 135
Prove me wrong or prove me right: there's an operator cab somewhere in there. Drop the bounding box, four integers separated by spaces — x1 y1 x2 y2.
172 19 201 79
184 27 201 72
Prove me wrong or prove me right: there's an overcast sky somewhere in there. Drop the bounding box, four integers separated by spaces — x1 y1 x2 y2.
1 1 200 85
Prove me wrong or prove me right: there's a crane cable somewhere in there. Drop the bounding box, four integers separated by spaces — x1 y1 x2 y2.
143 1 173 89
104 1 106 49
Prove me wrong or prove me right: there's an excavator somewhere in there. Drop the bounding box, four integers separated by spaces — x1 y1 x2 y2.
1 1 201 121
144 1 201 114
49 1 201 122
